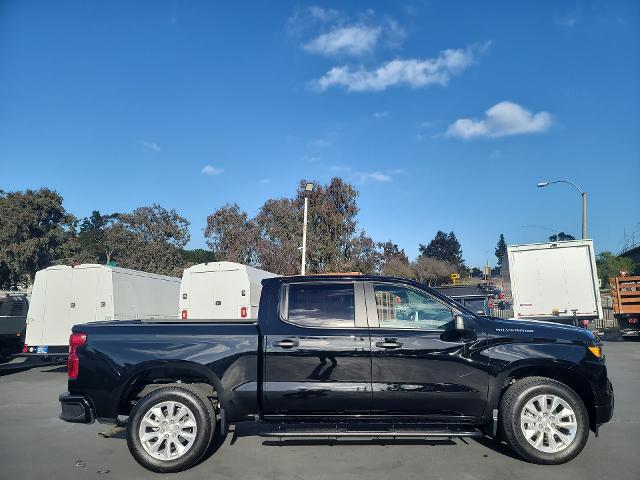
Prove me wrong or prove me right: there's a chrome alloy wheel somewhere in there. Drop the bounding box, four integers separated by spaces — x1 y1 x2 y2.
138 401 198 461
520 394 578 453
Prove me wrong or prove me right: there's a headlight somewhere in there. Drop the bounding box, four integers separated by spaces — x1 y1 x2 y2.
588 345 602 358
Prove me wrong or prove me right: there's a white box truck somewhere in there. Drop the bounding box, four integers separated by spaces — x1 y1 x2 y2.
179 262 277 321
23 264 180 356
503 240 603 325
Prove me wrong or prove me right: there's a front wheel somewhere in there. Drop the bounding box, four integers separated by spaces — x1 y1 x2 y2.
500 377 589 464
126 386 215 473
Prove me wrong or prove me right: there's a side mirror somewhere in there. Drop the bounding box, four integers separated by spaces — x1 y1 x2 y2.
455 314 465 331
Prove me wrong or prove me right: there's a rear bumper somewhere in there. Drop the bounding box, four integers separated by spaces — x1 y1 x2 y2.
59 392 95 424
620 328 640 337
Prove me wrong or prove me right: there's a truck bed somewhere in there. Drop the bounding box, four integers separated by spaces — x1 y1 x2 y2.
69 319 259 423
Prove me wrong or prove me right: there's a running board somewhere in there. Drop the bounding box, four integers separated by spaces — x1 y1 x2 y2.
260 424 482 439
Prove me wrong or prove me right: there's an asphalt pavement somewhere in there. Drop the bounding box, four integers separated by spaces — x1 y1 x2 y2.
1 341 638 480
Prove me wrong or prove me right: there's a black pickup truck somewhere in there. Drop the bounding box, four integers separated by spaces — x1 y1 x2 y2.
59 275 614 473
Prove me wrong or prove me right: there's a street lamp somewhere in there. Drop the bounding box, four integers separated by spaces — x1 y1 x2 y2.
301 182 314 275
537 180 587 239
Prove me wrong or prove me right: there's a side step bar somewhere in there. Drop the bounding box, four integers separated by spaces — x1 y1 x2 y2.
260 424 483 439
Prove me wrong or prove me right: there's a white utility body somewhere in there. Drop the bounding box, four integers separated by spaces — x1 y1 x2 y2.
504 240 603 324
179 262 277 321
24 264 180 354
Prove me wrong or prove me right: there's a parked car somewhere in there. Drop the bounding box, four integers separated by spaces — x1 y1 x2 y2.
434 285 491 316
60 274 614 473
0 292 29 358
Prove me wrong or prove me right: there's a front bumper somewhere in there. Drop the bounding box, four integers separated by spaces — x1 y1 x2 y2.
59 392 95 424
595 380 614 426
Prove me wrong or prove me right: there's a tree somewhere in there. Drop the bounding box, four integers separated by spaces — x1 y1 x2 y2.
204 204 260 266
299 178 360 273
75 210 114 263
104 204 191 277
0 188 76 288
181 248 216 265
495 234 507 265
376 240 411 276
411 256 455 286
549 232 576 242
596 252 638 285
255 198 302 275
419 230 464 267
381 257 415 279
348 231 378 275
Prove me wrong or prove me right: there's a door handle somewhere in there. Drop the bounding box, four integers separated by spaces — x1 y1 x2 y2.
375 340 403 349
272 339 299 349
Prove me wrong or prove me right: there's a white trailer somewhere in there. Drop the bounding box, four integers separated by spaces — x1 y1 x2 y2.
503 240 603 325
179 262 277 321
24 264 180 355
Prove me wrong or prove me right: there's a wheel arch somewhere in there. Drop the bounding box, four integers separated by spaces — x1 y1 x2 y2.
118 360 226 416
494 363 597 431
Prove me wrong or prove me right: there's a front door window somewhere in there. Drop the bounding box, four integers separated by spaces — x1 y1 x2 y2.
373 283 453 330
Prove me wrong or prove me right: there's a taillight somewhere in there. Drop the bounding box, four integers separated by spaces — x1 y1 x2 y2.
240 306 248 318
68 332 87 379
22 344 28 353
181 309 188 320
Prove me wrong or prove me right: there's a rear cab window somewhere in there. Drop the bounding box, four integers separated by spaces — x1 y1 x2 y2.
284 283 356 328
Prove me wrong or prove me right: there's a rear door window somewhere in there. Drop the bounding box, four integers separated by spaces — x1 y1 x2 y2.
286 283 355 328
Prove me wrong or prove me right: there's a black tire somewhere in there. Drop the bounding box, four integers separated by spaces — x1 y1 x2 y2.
126 386 215 473
500 376 589 464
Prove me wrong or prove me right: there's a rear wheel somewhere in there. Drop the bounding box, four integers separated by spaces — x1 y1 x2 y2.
126 386 215 473
500 376 589 464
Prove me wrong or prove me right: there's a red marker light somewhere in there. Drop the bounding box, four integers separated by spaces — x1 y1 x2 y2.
240 306 248 318
181 309 188 320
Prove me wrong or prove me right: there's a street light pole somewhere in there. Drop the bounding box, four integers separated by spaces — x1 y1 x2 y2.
537 180 587 240
301 196 308 275
301 183 314 275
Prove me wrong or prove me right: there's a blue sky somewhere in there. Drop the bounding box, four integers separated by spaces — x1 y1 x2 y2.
1 0 638 267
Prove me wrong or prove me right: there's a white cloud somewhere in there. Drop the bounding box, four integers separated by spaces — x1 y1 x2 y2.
201 165 224 176
329 165 401 183
313 42 490 92
556 14 579 27
302 154 320 162
304 25 382 56
310 138 331 148
363 171 392 182
140 140 161 152
446 101 553 140
291 7 406 57
373 111 389 119
259 178 271 184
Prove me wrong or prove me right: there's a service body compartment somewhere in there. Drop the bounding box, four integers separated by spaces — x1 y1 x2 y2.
504 240 603 324
179 262 277 320
23 264 180 354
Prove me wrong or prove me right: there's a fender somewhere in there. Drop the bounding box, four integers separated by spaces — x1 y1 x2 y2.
118 359 226 412
481 339 595 421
